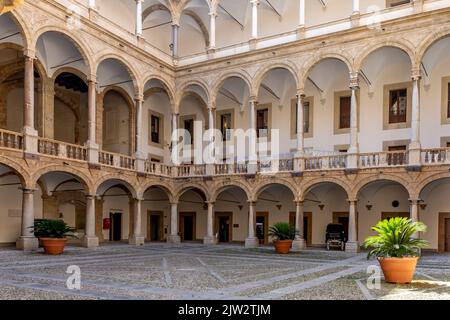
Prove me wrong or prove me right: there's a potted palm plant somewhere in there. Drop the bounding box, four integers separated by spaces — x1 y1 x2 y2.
364 217 428 284
269 222 296 254
32 219 77 255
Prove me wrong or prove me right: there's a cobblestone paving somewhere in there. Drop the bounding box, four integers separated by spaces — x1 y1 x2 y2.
0 243 449 300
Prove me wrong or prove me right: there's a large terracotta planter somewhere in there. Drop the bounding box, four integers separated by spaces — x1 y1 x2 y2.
273 240 293 254
40 238 67 255
378 257 419 284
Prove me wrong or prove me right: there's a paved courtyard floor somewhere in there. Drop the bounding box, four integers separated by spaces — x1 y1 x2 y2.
0 243 449 300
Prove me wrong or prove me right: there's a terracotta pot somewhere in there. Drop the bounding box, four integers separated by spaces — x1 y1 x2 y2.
378 257 419 284
273 240 293 254
40 238 67 255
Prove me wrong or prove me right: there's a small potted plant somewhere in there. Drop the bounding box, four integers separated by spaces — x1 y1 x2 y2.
32 219 77 255
268 222 296 254
364 217 428 284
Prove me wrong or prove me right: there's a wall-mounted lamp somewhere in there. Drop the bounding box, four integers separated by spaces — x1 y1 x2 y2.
318 204 325 211
238 205 243 211
366 202 373 211
276 204 282 211
420 203 427 210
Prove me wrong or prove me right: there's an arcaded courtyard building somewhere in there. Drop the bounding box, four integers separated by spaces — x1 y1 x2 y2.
1 0 450 254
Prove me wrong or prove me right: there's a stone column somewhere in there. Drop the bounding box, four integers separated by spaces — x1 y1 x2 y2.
409 71 422 167
42 77 55 139
171 24 179 58
351 0 360 27
168 202 181 243
171 112 180 166
203 201 216 245
208 11 217 51
296 93 305 156
23 54 38 155
410 199 420 238
135 0 143 37
352 0 360 14
346 200 359 253
292 201 306 251
347 75 359 169
251 0 259 40
88 0 95 8
206 107 216 174
82 195 99 248
135 96 145 172
248 98 258 174
299 0 305 28
16 189 38 250
129 198 145 245
86 78 99 164
245 201 259 248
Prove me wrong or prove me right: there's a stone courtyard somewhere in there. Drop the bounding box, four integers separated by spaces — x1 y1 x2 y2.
0 243 449 300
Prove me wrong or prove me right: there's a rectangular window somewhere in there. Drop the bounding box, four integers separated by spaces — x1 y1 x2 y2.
220 113 232 141
150 158 161 163
389 89 407 124
447 142 450 148
150 115 160 144
294 101 310 134
184 119 194 144
257 108 269 138
387 0 411 7
339 96 351 129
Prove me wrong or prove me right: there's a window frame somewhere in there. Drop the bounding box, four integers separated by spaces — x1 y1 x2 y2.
148 110 164 148
383 82 412 130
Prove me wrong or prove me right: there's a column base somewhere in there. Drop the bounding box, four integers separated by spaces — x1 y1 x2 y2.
245 237 259 249
85 141 99 164
345 241 360 253
247 162 258 174
16 236 39 251
292 238 306 252
203 236 217 245
82 236 99 248
23 127 38 155
128 235 145 246
167 235 181 244
408 143 422 166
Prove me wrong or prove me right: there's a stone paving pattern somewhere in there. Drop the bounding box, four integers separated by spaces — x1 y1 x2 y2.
0 243 449 300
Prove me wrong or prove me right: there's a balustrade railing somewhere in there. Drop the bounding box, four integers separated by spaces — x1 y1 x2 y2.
145 161 172 176
0 129 23 150
177 164 206 177
99 151 135 170
421 148 449 165
38 138 87 161
215 162 248 175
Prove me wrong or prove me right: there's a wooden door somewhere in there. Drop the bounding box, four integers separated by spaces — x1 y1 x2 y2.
214 212 233 243
446 218 450 252
256 212 269 245
179 212 196 241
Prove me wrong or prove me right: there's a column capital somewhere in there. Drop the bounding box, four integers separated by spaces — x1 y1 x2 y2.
205 201 215 205
87 75 97 84
249 96 258 104
85 194 96 200
247 200 256 206
251 0 260 5
135 93 144 102
294 200 304 205
296 89 306 98
134 197 144 202
347 199 358 204
170 201 179 206
135 0 144 3
209 10 218 18
20 188 37 194
349 75 360 90
23 49 36 60
409 198 421 204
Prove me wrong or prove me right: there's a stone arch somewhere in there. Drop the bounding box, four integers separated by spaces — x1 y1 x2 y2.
174 182 210 202
5 11 32 52
31 166 92 193
354 40 415 72
183 10 210 48
211 180 252 202
211 71 252 104
140 181 175 203
176 79 211 112
300 177 351 201
299 53 353 90
142 74 175 105
32 26 93 76
100 86 135 112
93 175 139 198
253 179 299 202
95 53 141 96
253 62 299 97
416 28 450 69
413 172 450 200
351 174 413 201
0 157 29 187
51 66 88 83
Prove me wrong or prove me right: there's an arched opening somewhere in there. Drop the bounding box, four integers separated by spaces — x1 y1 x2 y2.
142 185 173 242
97 58 136 156
303 182 350 248
356 179 411 246
53 72 88 144
178 84 208 164
36 171 90 246
420 35 450 148
358 46 413 153
0 45 42 137
256 67 298 160
419 177 450 252
215 76 250 163
254 183 296 246
143 79 173 163
303 58 351 156
0 163 37 246
177 186 207 242
96 179 137 243
214 185 249 243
